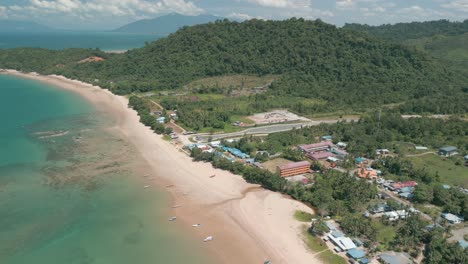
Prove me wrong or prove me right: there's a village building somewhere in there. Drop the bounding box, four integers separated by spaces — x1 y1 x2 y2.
307 151 335 161
298 141 333 153
376 149 390 155
337 142 347 148
277 161 310 177
438 146 458 157
379 251 412 264
156 116 166 123
442 213 463 224
357 166 378 180
321 135 333 141
331 147 348 158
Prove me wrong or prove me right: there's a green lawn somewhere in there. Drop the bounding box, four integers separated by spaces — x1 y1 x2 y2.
373 220 397 250
294 210 316 222
319 251 347 264
407 154 468 187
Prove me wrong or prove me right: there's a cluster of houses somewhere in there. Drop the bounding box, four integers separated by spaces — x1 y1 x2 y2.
379 180 417 200
184 141 257 165
323 221 370 264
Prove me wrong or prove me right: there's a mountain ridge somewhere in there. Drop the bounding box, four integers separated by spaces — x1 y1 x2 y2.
0 20 54 32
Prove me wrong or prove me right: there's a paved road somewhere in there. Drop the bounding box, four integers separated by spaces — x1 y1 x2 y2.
196 118 358 141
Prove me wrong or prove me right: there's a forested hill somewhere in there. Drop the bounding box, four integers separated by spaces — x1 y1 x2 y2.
0 18 467 114
343 19 468 42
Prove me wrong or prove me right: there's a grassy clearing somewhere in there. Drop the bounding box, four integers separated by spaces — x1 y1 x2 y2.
318 251 347 264
262 158 292 173
373 220 397 250
407 154 468 187
294 210 315 222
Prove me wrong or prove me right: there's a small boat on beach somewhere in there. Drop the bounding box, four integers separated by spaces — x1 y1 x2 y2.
169 216 177 221
203 236 213 242
209 174 216 178
166 184 174 188
143 185 150 188
192 224 201 227
171 204 182 208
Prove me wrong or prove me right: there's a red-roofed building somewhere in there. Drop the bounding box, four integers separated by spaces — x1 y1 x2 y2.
277 161 311 177
391 181 417 190
307 152 336 161
298 142 333 153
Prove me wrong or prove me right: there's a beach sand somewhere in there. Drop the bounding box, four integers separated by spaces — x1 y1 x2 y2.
3 70 323 264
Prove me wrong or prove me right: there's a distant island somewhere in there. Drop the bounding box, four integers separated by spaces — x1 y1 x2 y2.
0 20 54 32
113 13 222 34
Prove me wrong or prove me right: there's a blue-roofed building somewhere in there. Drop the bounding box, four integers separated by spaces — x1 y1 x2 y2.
156 116 166 123
399 192 414 199
458 240 468 249
331 230 344 238
355 157 365 163
322 135 333 141
359 258 370 264
353 238 364 247
379 251 412 264
347 248 365 260
325 221 337 231
398 187 414 193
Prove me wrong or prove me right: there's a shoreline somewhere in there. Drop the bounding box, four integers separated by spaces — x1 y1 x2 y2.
2 69 323 264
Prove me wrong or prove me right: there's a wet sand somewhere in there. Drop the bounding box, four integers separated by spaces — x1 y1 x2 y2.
3 70 323 264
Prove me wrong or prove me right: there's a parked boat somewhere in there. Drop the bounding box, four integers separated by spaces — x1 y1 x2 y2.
169 216 177 221
192 224 201 227
203 236 213 242
143 185 150 188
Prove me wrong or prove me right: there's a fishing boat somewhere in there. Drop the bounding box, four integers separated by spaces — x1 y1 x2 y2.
171 204 182 208
143 185 150 188
209 174 216 178
203 236 213 242
169 216 177 221
192 224 201 227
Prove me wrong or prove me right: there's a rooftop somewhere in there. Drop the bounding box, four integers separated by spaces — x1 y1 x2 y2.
458 240 468 249
347 248 366 259
278 160 310 170
307 152 335 160
299 141 333 152
439 146 457 152
379 251 412 264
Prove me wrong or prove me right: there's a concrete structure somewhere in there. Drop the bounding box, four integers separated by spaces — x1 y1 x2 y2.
328 234 357 251
276 161 310 177
347 248 365 260
438 146 458 157
298 141 333 153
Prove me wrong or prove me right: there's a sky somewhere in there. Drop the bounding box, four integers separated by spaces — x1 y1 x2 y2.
0 0 467 30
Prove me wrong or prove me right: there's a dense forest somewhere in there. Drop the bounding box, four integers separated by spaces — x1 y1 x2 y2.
1 18 467 121
343 19 468 43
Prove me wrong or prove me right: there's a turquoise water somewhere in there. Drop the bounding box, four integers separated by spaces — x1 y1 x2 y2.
0 75 208 264
0 31 162 50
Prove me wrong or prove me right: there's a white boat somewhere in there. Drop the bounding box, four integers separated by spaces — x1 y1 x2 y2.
143 185 150 188
171 204 182 208
169 216 177 221
203 236 213 242
192 224 201 227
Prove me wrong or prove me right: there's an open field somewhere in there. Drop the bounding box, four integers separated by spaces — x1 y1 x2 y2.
294 210 316 222
407 154 468 187
248 110 310 124
262 158 292 173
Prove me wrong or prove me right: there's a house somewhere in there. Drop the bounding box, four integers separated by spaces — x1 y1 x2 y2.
465 155 468 161
321 135 333 141
209 141 221 148
399 192 414 200
298 141 333 153
390 181 417 191
156 116 166 123
458 240 468 249
398 187 414 193
370 203 388 214
307 151 335 161
169 113 178 119
385 211 399 221
438 146 458 157
376 149 390 155
442 213 463 224
277 161 310 177
347 248 366 260
337 142 347 148
328 231 357 251
415 146 428 150
325 221 338 231
379 251 412 264
331 147 348 158
355 157 366 164
378 192 391 200
357 166 377 180
327 157 340 163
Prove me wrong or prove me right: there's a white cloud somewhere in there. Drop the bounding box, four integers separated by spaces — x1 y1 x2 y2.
8 0 204 19
227 12 257 20
0 6 6 17
247 0 311 8
442 0 468 12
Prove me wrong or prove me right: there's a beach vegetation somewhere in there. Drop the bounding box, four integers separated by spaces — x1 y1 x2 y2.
294 210 315 222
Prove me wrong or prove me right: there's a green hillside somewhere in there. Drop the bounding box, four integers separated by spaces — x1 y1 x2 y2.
343 19 468 43
1 19 467 123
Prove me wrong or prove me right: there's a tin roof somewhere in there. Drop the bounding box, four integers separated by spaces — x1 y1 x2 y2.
278 161 310 170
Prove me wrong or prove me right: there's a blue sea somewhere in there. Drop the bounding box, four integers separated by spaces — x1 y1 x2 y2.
0 75 208 264
0 31 162 51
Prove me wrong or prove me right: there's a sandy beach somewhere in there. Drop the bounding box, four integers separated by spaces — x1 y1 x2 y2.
3 70 323 264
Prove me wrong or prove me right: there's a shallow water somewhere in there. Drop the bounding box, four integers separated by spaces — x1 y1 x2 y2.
0 75 208 264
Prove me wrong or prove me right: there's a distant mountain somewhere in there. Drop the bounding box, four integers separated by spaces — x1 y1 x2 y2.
113 13 222 34
0 20 53 32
